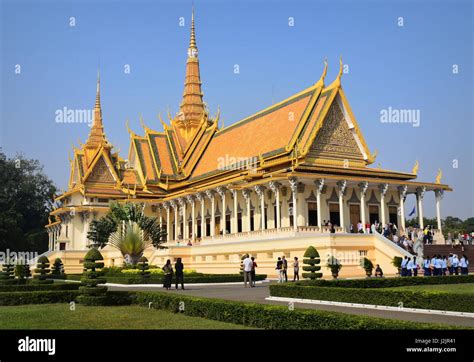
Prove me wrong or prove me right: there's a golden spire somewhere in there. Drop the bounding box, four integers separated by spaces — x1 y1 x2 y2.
435 168 442 184
85 69 108 149
173 7 208 145
315 58 328 87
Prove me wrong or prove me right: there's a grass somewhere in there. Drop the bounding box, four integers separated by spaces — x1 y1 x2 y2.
389 283 474 294
0 304 252 329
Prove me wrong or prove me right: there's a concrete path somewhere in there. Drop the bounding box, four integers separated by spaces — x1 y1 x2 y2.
107 281 474 328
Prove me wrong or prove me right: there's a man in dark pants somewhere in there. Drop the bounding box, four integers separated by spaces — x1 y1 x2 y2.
175 257 185 290
282 256 288 282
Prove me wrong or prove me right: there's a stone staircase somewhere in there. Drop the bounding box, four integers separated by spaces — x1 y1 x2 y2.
424 244 474 272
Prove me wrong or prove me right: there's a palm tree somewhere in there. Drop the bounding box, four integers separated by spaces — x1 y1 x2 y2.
87 202 167 264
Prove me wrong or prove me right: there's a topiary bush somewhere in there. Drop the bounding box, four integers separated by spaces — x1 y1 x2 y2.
137 256 150 279
362 257 374 277
0 261 15 283
77 248 107 305
14 263 31 280
52 258 63 274
33 256 53 284
302 246 322 280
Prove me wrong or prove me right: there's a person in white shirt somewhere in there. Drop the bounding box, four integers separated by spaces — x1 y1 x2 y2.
423 257 431 276
452 254 460 275
448 254 454 275
242 254 253 288
434 255 443 276
441 256 447 276
430 256 437 275
406 257 414 277
460 255 469 275
401 256 409 277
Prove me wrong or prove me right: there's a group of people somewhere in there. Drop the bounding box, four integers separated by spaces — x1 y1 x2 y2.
400 254 470 277
275 256 300 283
242 254 258 287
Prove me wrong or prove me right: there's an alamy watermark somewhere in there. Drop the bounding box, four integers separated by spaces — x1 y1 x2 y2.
0 249 38 264
217 155 258 173
55 107 93 127
380 107 420 127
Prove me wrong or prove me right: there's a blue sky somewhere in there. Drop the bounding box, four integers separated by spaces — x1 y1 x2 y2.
1 0 472 218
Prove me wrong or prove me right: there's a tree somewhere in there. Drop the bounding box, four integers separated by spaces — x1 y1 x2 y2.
137 256 151 279
77 248 107 306
51 258 65 277
33 256 52 284
87 202 167 264
0 151 57 253
302 246 322 280
327 256 342 279
362 257 374 277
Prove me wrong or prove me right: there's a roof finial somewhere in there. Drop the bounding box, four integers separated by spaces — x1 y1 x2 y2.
315 58 328 87
95 66 101 109
337 56 343 81
189 7 197 50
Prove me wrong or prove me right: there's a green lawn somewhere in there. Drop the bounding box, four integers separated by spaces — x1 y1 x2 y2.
0 304 252 329
390 283 474 294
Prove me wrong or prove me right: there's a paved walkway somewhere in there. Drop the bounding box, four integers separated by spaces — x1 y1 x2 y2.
107 281 474 327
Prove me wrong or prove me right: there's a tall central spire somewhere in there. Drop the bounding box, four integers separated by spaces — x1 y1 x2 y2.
173 8 208 145
86 69 108 149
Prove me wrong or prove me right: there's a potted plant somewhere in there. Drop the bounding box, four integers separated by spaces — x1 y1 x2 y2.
391 256 403 276
362 257 374 277
327 256 342 279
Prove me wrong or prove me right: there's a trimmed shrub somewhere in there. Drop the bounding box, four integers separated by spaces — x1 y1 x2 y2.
103 274 267 285
362 257 374 277
51 258 66 278
392 256 403 274
0 290 79 306
33 256 53 284
269 284 474 313
134 292 451 330
295 274 474 288
0 283 80 292
137 256 151 279
0 262 15 283
14 263 31 280
327 256 342 279
77 248 107 306
302 246 322 280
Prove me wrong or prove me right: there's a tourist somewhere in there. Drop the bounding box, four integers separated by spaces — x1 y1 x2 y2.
374 264 383 277
441 256 447 276
330 224 336 233
448 253 454 275
406 257 414 277
162 259 174 290
357 220 363 233
412 256 419 277
365 221 370 234
430 255 437 276
293 256 300 281
282 256 288 282
174 257 185 290
250 257 257 287
401 256 408 276
423 257 431 276
460 255 469 275
434 255 443 276
276 257 284 283
243 254 253 288
452 254 460 275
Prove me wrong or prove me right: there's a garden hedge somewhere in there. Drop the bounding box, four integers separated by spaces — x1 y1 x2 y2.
295 274 474 288
0 283 80 292
103 274 267 285
269 284 474 313
0 290 79 306
133 291 452 330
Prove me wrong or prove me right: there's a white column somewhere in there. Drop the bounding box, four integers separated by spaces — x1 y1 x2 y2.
158 205 163 229
196 193 205 238
315 179 325 229
164 202 171 242
289 177 298 231
416 187 426 229
435 189 443 232
179 198 187 239
398 185 407 232
171 200 178 241
206 190 215 236
269 181 281 229
379 183 388 226
231 189 238 233
254 185 266 230
187 195 195 241
337 180 347 231
242 189 251 232
359 182 368 233
216 186 227 234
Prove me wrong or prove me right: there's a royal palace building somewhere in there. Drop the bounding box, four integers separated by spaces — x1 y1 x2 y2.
45 11 452 277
